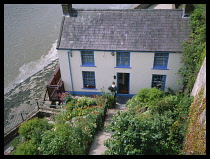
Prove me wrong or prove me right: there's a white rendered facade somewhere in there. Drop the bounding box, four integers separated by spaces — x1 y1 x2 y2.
57 50 183 96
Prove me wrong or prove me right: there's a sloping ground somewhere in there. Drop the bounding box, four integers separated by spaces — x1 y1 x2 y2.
183 88 206 155
89 102 127 155
183 57 206 155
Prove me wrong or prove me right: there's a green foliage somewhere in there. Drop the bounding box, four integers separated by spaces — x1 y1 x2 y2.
65 96 97 112
12 139 39 155
11 136 24 150
178 4 206 94
18 117 53 142
149 95 180 115
101 92 116 108
104 88 192 155
39 124 86 155
135 88 165 103
13 95 108 155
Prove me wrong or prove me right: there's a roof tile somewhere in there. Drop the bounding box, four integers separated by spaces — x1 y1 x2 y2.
57 9 190 52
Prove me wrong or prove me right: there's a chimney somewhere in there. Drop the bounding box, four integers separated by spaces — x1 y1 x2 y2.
62 4 72 15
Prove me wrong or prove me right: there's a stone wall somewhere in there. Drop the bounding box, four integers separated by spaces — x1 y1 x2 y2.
191 57 206 96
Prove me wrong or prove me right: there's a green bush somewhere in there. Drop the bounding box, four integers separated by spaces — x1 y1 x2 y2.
18 117 53 142
39 124 86 155
104 89 192 155
135 88 165 103
104 111 177 155
13 95 108 155
149 95 180 115
11 136 24 150
101 92 116 108
12 139 39 155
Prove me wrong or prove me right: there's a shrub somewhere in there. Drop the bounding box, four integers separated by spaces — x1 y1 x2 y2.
12 139 39 155
18 117 53 142
13 95 108 155
39 124 86 155
101 92 116 108
149 95 180 115
135 88 164 103
104 90 192 155
11 136 24 150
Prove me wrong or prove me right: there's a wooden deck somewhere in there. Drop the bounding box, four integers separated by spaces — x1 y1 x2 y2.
44 66 65 102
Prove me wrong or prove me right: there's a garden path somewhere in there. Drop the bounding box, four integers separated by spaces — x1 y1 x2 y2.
88 96 131 155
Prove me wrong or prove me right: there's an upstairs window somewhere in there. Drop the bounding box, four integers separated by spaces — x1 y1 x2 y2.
151 74 166 91
82 71 96 89
116 52 130 67
81 51 95 66
153 53 169 69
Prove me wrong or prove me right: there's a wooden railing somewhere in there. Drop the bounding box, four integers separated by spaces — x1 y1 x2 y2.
44 66 65 101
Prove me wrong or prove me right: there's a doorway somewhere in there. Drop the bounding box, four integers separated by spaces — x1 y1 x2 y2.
117 73 129 94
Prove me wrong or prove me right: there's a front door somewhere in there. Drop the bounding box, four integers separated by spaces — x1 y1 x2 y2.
117 73 129 94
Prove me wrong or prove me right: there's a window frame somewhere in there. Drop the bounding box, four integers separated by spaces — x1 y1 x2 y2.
151 74 167 91
116 52 130 68
82 71 96 89
81 51 95 67
152 52 169 70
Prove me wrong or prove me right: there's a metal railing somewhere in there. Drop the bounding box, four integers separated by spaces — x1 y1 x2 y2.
4 101 40 136
4 99 64 136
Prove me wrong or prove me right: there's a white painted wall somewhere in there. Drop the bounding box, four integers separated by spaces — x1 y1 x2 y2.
57 50 183 95
57 50 72 91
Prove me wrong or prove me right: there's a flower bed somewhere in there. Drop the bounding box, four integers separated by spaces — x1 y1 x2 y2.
11 93 112 155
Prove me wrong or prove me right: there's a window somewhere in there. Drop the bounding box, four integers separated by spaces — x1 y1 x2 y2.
116 52 130 67
153 53 169 69
81 51 95 66
82 71 96 89
151 74 166 91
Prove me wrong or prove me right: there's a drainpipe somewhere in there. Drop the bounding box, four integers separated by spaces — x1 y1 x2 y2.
67 51 74 95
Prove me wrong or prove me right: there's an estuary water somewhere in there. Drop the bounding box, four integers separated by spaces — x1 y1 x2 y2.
4 4 133 122
4 4 133 95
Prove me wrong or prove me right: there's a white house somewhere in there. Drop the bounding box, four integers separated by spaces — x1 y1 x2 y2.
56 4 191 97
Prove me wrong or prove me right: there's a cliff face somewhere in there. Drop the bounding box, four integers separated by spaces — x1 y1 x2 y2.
191 57 206 97
183 57 206 155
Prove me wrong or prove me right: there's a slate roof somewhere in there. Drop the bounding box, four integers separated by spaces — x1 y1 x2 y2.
57 9 191 52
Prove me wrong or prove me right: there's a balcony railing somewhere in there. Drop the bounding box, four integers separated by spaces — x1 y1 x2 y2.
44 66 65 101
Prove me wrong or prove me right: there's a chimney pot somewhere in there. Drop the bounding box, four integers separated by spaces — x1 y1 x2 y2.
62 4 72 15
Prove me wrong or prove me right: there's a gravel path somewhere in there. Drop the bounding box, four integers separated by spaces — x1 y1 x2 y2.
88 102 127 155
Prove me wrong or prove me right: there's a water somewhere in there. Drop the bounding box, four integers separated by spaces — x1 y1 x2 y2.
4 4 62 94
4 4 133 122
